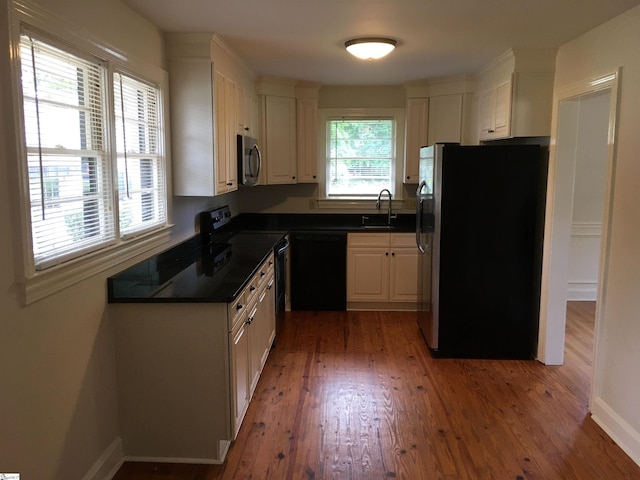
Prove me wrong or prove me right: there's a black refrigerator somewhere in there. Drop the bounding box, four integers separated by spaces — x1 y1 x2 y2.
416 143 547 359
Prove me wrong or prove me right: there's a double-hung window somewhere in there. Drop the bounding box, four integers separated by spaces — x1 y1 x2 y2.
318 107 405 205
327 118 395 197
113 72 166 237
21 34 115 269
15 29 168 301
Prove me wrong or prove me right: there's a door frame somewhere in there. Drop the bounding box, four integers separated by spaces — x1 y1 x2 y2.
537 69 621 376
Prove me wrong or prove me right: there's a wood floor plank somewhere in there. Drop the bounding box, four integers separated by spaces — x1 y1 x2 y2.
113 302 640 480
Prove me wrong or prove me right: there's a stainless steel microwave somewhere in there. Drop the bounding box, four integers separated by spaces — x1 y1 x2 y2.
237 134 262 186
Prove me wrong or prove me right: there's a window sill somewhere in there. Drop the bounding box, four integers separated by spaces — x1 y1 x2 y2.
18 225 173 305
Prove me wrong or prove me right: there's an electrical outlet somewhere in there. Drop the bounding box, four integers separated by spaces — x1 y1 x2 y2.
309 198 318 209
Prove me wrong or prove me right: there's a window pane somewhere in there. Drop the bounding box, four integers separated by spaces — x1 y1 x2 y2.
327 119 394 196
114 73 166 236
21 34 115 268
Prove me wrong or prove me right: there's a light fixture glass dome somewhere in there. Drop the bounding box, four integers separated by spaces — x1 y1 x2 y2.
345 38 397 60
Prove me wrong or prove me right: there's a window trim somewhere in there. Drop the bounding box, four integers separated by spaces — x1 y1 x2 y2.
317 107 406 209
7 0 172 304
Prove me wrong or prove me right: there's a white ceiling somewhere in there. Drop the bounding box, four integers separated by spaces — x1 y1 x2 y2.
124 0 640 85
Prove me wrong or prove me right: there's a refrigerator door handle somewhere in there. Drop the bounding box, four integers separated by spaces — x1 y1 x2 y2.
416 181 427 253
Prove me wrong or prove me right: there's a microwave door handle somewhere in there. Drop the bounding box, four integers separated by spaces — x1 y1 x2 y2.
416 181 427 253
253 145 262 181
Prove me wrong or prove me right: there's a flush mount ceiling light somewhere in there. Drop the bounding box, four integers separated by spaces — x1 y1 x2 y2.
345 37 397 60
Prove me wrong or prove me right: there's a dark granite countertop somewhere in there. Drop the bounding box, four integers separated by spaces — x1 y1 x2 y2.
108 232 286 303
107 212 423 304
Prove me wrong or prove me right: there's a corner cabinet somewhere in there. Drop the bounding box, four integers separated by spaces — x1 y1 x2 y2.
347 233 418 310
166 33 257 196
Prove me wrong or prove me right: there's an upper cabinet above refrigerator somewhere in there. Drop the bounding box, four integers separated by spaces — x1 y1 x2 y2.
404 78 473 184
477 48 556 141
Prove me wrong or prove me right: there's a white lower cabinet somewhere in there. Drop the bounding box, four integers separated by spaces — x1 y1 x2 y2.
111 253 275 464
347 233 418 310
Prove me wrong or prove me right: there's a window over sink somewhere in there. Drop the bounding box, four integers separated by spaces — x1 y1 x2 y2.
318 108 405 206
327 118 394 196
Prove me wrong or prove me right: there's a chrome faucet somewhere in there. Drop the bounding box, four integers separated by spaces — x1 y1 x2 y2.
376 188 393 225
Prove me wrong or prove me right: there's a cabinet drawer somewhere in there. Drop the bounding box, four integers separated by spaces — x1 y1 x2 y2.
246 276 259 305
348 233 390 248
257 253 274 287
228 291 247 330
391 233 417 248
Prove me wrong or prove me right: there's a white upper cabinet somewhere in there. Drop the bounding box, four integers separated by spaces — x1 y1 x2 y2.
427 93 464 145
477 48 556 141
404 97 429 184
166 33 257 196
478 78 512 140
296 97 318 183
261 94 297 184
404 79 473 183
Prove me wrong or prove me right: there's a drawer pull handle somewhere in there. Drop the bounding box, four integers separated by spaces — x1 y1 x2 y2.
236 304 243 311
250 286 256 292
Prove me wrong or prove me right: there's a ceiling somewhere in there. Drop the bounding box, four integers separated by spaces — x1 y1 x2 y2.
124 0 640 85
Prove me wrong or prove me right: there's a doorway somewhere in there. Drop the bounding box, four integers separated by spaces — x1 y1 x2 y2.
538 71 620 378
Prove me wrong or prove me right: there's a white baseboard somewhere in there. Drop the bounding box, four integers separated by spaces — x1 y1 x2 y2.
81 437 124 480
567 281 597 301
591 396 640 467
123 455 223 465
123 439 230 466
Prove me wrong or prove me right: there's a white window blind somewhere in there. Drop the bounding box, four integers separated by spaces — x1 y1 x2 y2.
20 34 115 269
327 118 394 196
113 73 166 237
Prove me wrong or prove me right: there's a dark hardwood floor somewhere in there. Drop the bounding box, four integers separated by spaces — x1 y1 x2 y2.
113 302 640 479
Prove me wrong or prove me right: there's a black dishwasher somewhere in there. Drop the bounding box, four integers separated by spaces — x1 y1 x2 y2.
290 231 347 310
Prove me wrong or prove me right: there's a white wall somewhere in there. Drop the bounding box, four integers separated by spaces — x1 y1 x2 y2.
0 1 164 478
553 5 640 464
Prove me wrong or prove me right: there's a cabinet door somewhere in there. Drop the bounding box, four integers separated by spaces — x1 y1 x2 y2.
479 77 513 141
230 318 249 437
347 248 390 302
247 303 262 397
389 247 419 302
492 78 512 138
296 98 318 183
236 84 249 135
478 88 495 140
225 78 238 190
427 94 463 145
404 98 428 183
214 72 231 194
265 96 297 184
